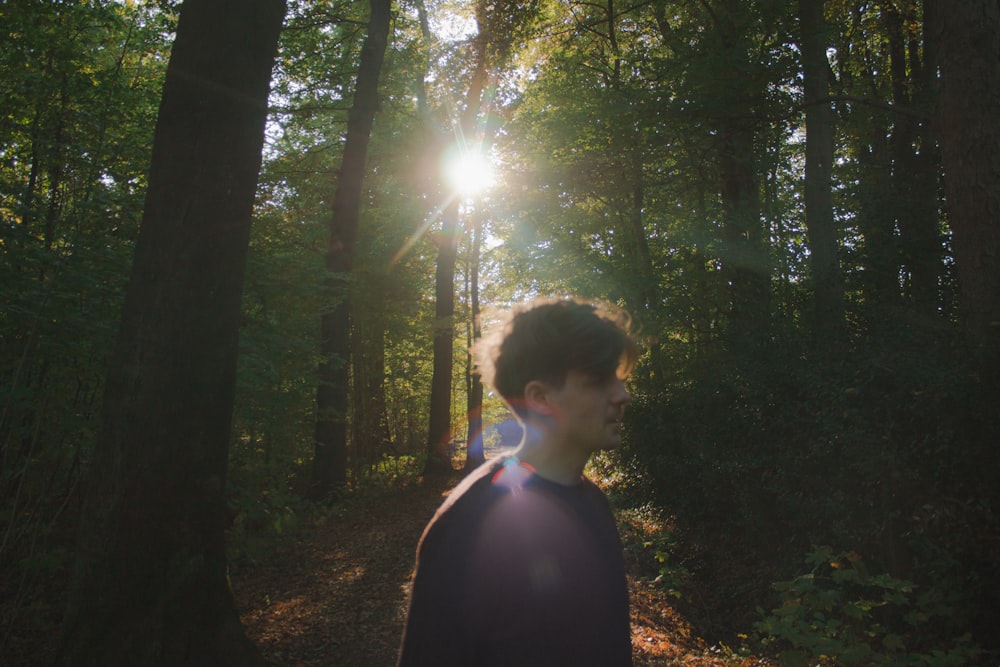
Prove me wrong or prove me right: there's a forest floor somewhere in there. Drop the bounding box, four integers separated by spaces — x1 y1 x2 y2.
234 471 774 666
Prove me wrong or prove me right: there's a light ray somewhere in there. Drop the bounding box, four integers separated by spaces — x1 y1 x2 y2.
390 191 460 267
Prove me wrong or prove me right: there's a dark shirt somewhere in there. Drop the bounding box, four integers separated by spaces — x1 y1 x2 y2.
398 458 632 666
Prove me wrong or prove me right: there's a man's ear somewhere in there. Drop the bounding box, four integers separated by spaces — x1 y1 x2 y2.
523 379 555 416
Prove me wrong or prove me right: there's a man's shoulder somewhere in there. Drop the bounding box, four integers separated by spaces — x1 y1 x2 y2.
417 458 507 547
441 457 506 510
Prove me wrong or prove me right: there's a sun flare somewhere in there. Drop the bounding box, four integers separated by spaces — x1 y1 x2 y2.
443 146 495 197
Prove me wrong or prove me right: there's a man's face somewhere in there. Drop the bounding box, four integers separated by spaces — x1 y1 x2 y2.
543 369 631 453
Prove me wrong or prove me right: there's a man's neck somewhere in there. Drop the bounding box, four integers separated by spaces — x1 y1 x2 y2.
512 438 589 486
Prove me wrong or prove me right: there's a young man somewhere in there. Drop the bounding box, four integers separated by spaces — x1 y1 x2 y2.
398 297 639 666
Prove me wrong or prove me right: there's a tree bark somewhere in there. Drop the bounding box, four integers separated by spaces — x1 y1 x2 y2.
425 199 462 473
885 0 942 318
711 0 772 351
311 0 392 497
935 0 1000 348
856 108 900 312
719 124 771 348
58 0 286 664
351 305 392 476
799 0 845 344
903 0 943 317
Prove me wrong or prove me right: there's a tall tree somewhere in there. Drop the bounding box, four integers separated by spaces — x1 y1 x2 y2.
934 0 1000 347
882 0 941 317
833 2 903 315
799 0 845 344
712 0 773 349
465 196 487 470
0 3 170 640
423 0 540 474
423 24 491 475
311 0 393 497
424 130 484 475
57 0 286 663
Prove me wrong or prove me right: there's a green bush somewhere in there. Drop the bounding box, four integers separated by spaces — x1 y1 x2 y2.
754 546 980 667
612 324 1000 655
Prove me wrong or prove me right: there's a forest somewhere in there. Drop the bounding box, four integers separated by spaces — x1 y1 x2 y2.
1 0 998 665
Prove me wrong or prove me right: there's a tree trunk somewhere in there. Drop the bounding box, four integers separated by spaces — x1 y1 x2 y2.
799 0 844 345
424 32 490 476
902 3 942 318
719 124 771 348
885 1 942 318
310 0 392 497
856 112 899 313
711 0 771 351
42 83 67 253
465 203 485 471
425 200 461 474
935 0 1000 348
58 1 285 664
352 307 392 476
628 165 657 310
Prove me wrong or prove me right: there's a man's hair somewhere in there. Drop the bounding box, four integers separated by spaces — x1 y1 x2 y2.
474 297 639 415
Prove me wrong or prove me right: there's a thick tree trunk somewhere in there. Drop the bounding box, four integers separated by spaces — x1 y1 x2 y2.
799 0 844 344
935 0 1000 347
719 125 771 348
352 307 392 476
57 1 286 664
856 114 899 312
711 0 771 350
425 200 461 474
886 1 942 318
311 0 392 497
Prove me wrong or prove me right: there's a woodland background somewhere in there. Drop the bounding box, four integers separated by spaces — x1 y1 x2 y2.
1 0 998 665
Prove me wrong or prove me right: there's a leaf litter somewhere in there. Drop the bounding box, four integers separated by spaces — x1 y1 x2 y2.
234 473 773 666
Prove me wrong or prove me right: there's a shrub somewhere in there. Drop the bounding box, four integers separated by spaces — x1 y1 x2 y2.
754 546 981 667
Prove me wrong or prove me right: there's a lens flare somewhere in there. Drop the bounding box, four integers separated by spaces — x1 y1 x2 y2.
444 147 495 197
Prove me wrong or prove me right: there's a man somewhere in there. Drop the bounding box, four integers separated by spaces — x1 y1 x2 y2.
398 297 638 666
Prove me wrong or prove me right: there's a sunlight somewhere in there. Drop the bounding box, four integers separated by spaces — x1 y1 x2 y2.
431 12 476 41
443 146 495 197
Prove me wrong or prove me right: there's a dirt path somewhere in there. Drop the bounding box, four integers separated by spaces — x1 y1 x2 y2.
234 476 453 666
234 474 770 666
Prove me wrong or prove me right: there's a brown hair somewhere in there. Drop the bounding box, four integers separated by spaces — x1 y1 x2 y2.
474 297 639 415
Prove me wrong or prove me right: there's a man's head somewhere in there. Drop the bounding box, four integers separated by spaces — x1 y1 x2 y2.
475 297 639 418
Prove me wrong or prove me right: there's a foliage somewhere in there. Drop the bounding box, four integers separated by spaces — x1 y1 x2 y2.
0 1 172 648
233 0 442 490
755 546 980 667
613 320 1000 658
1 0 998 662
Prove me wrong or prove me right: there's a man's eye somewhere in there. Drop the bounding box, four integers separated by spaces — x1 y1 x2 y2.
587 373 616 387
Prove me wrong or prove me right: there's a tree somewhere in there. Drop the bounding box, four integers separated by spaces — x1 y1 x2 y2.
423 13 491 475
935 0 1000 349
0 3 171 641
883 0 941 317
709 0 774 349
423 0 541 474
311 0 393 497
798 0 845 344
464 131 496 470
57 0 286 663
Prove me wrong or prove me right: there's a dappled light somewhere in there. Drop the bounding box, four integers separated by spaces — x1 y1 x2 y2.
232 475 774 666
3 0 998 664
